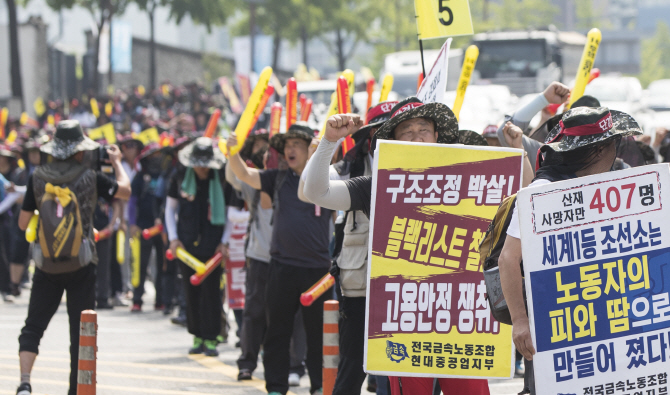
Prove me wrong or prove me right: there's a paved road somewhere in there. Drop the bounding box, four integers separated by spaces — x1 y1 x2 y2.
0 283 527 395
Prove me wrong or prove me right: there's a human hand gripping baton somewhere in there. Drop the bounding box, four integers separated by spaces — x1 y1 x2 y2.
93 228 112 242
300 273 335 306
189 252 224 286
166 247 207 275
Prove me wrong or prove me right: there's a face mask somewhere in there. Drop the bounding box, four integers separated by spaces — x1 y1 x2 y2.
251 147 268 169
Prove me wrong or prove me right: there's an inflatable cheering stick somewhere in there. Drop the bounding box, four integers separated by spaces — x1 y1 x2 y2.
116 229 125 265
189 252 224 286
166 247 207 275
300 273 335 306
25 213 39 243
142 224 164 240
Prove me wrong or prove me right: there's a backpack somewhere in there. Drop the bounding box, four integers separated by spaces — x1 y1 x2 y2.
479 194 518 325
34 182 93 274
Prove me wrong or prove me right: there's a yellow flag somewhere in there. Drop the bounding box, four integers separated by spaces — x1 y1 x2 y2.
33 97 46 117
88 123 116 143
138 128 160 145
414 0 474 40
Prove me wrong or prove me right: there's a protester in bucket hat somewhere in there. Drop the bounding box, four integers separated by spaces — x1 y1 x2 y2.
40 120 99 160
165 136 232 357
302 102 493 395
269 122 314 154
497 106 642 395
178 137 226 169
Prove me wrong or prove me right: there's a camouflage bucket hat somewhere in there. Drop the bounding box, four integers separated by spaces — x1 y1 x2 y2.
373 97 459 146
240 128 270 160
178 137 226 169
269 122 314 154
457 130 488 146
545 107 641 153
40 120 100 160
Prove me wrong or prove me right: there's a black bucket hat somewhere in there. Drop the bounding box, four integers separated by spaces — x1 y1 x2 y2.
544 107 641 152
269 122 314 154
178 137 226 169
373 97 459 146
40 120 100 160
240 128 270 160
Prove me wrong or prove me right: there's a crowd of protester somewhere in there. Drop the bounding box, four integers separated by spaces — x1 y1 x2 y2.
1 79 669 395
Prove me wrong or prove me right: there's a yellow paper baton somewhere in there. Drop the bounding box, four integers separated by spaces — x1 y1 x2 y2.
318 92 339 139
342 69 355 100
116 229 125 265
90 98 100 118
166 247 207 275
568 28 602 109
452 45 479 121
228 66 273 157
379 74 394 103
25 213 39 242
131 235 141 288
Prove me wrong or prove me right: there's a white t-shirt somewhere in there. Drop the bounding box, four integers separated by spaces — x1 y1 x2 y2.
506 178 552 239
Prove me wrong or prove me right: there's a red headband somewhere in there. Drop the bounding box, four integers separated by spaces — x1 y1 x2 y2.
559 113 613 137
367 101 398 124
392 102 423 119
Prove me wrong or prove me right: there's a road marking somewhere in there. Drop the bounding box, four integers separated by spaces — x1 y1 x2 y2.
0 363 247 387
0 375 245 395
188 355 299 395
0 354 213 373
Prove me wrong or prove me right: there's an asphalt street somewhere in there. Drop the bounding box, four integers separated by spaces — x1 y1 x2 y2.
0 281 527 395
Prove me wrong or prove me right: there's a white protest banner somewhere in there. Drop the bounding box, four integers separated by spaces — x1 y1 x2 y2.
416 38 452 104
518 164 670 395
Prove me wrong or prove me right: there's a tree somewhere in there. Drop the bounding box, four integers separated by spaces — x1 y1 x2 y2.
134 0 232 90
5 0 24 110
489 0 558 30
639 21 670 87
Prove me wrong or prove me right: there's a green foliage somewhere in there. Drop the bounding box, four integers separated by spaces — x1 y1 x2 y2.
489 0 558 30
639 21 670 87
202 52 233 86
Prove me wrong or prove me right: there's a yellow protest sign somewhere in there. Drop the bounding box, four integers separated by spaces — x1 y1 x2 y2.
414 0 474 40
568 28 601 109
138 128 160 145
33 97 46 117
365 141 523 379
88 123 116 144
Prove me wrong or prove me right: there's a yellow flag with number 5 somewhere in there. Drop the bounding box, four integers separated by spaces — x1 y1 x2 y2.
414 0 473 40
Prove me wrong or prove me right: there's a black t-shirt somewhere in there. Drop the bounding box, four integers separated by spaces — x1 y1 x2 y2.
345 176 373 219
22 172 118 213
259 169 332 269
